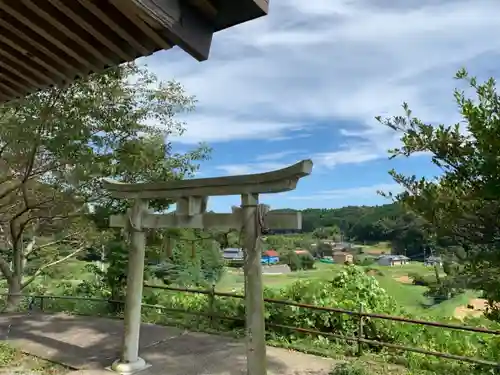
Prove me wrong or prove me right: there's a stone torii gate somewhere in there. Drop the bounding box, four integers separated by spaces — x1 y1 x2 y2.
102 159 313 375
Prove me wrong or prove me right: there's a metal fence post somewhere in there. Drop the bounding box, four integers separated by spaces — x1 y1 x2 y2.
208 284 216 329
357 304 364 357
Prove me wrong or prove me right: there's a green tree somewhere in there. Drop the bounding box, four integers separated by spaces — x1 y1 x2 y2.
377 68 500 319
0 62 209 307
312 227 329 239
315 242 333 257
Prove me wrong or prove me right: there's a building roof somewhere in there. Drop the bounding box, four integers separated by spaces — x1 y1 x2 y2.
263 250 279 257
223 248 242 252
0 0 269 104
294 249 310 255
222 248 244 260
378 255 410 261
425 256 442 261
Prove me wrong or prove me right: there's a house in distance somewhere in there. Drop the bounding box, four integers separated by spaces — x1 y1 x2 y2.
377 255 410 266
333 252 354 264
261 250 280 265
222 247 245 267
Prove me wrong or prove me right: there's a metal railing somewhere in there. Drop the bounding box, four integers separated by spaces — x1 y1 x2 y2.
2 285 500 368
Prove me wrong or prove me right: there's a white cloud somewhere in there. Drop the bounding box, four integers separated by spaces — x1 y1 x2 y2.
143 0 500 164
255 150 301 162
215 150 308 177
268 133 312 142
288 183 402 201
313 148 381 168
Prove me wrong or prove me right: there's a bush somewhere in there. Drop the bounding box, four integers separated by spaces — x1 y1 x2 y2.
409 272 437 286
330 363 367 375
271 265 402 344
283 250 315 271
0 343 16 366
354 256 375 266
284 251 302 271
298 252 315 270
364 267 384 276
424 277 464 302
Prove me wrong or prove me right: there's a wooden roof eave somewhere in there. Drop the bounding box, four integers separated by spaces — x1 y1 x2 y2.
0 0 270 104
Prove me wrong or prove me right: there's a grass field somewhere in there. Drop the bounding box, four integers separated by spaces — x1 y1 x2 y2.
217 262 479 319
358 241 392 255
17 257 479 321
218 262 433 292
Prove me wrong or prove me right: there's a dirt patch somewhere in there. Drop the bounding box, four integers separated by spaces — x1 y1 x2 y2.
454 298 488 320
365 269 384 276
394 276 412 284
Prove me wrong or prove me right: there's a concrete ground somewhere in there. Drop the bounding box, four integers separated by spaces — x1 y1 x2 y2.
0 312 336 375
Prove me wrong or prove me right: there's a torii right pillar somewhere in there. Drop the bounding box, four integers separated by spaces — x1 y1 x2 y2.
241 193 267 375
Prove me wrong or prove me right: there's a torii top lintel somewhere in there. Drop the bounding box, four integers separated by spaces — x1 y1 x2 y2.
102 159 313 199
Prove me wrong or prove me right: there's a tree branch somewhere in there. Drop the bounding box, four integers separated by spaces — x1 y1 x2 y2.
21 245 86 289
27 232 81 256
0 254 12 280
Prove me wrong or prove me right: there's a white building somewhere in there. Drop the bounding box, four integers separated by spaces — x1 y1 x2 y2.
377 255 410 266
222 248 244 261
424 256 442 267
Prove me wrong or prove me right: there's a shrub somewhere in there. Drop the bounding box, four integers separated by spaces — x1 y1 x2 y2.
364 267 384 276
424 277 464 302
271 265 403 344
0 343 16 366
330 363 367 375
298 252 315 270
409 272 437 286
283 251 302 271
283 250 315 271
354 256 375 266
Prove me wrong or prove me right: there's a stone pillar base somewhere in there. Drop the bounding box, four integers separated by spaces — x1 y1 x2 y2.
109 357 151 375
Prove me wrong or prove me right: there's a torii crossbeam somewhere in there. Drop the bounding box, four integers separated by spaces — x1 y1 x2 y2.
103 159 313 375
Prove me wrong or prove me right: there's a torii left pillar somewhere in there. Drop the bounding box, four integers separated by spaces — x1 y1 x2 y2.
111 199 151 374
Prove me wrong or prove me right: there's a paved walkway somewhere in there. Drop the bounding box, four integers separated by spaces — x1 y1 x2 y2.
0 312 336 375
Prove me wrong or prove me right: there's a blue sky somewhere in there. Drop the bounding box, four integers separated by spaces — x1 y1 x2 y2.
138 0 500 212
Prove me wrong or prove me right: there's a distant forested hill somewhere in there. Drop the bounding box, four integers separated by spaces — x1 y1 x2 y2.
274 203 430 258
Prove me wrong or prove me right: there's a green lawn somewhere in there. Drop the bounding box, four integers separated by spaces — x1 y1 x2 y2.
216 262 344 292
218 262 476 319
25 259 476 321
358 241 391 255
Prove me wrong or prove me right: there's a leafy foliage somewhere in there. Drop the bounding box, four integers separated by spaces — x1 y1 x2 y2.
330 363 368 375
150 231 225 288
40 261 500 375
0 62 209 305
378 69 500 320
282 250 315 271
299 205 430 260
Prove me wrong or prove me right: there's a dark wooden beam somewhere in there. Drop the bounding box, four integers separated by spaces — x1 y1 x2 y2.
134 0 213 61
210 0 269 31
